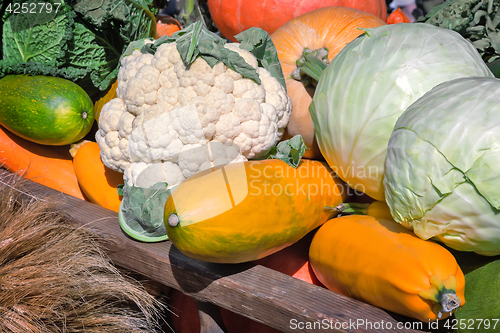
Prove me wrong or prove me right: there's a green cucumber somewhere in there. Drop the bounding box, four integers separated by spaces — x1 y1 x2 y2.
0 75 95 145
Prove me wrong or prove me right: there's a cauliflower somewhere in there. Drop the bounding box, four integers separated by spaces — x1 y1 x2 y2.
96 38 292 188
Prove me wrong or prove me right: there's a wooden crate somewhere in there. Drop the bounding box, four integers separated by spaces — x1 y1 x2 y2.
0 168 444 333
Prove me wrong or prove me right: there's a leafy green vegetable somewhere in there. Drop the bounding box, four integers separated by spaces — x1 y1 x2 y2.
117 182 171 242
141 21 287 87
309 23 493 202
0 0 158 97
266 135 308 168
235 27 287 92
421 0 500 64
454 259 500 333
384 77 500 255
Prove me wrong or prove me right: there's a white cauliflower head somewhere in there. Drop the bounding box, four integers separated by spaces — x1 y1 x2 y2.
96 40 292 188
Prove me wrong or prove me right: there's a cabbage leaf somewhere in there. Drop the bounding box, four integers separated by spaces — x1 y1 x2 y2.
0 0 158 97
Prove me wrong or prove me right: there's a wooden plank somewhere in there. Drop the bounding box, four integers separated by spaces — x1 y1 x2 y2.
0 169 431 333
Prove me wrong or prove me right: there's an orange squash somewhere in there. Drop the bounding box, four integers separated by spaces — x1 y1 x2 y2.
0 126 87 200
309 204 466 322
93 80 118 126
71 141 123 212
365 200 394 220
271 7 386 159
207 0 387 41
387 8 411 24
164 159 347 263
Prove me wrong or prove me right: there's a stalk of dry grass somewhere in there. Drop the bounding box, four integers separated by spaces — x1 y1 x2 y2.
0 175 166 332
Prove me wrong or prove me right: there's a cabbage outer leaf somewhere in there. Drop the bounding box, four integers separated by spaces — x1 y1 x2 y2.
384 76 500 255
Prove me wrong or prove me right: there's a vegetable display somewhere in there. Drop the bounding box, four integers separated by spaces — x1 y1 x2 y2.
96 22 291 190
164 159 346 263
384 76 500 256
271 7 386 160
309 23 494 201
207 0 388 41
0 75 95 145
3 0 500 326
309 205 466 322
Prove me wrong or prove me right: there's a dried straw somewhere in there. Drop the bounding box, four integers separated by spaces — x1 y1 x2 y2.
0 175 166 332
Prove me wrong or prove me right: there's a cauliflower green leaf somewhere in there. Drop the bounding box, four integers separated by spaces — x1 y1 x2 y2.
235 27 287 92
266 135 308 168
142 21 263 84
117 181 171 242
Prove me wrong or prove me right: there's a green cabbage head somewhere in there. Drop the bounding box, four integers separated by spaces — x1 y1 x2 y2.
384 77 500 256
309 23 494 201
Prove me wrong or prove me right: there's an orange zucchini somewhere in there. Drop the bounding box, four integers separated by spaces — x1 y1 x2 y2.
0 126 87 200
71 141 123 212
309 203 466 322
164 159 347 263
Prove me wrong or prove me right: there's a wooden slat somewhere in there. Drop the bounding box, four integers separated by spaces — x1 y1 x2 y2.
0 169 431 333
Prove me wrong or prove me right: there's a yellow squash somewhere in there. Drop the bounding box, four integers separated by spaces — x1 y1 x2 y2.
164 159 347 263
71 141 123 212
309 203 466 322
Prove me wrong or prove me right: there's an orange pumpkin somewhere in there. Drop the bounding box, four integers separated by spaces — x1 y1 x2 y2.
155 15 182 39
387 8 411 24
208 0 387 41
271 7 386 159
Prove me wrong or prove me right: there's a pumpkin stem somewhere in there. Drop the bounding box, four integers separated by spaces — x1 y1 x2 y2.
291 48 329 86
325 202 370 215
419 276 461 318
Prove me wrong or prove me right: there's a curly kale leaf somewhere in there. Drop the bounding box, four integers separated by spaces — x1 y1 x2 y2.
2 0 74 64
73 0 158 45
0 0 157 97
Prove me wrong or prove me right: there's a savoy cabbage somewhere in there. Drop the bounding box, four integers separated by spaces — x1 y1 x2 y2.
0 0 160 97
